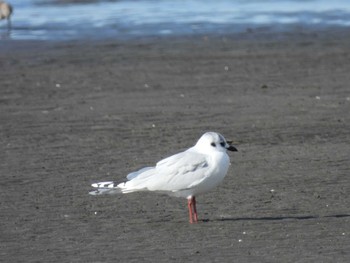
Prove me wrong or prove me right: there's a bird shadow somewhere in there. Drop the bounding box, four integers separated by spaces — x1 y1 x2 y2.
202 213 350 223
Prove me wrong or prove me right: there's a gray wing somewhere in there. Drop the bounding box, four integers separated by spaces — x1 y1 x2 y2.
127 167 153 180
145 150 210 192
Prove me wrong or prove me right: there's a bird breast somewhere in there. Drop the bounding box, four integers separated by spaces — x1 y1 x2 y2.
191 152 230 195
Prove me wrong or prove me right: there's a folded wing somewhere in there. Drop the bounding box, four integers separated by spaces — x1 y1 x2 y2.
122 150 210 193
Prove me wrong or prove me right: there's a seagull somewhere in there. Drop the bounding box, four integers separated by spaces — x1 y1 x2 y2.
90 132 237 223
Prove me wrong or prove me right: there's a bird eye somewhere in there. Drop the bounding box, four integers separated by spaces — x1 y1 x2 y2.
220 142 225 147
211 142 216 147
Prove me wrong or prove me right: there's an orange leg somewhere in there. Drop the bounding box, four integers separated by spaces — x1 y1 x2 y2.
187 198 193 223
187 196 198 224
192 196 198 222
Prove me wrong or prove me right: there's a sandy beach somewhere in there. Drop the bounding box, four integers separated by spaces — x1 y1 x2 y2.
1 29 350 262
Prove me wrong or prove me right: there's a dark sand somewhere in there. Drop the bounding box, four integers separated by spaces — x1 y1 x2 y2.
1 30 350 262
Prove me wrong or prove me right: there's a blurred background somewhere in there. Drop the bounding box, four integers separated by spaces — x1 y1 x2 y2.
1 0 350 41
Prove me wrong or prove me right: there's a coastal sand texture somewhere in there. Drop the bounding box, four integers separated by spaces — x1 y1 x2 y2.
1 32 350 262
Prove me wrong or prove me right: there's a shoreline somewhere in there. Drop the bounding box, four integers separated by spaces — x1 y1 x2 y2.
2 21 350 43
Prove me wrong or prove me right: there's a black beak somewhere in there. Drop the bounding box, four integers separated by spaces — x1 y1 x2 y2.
226 144 238 152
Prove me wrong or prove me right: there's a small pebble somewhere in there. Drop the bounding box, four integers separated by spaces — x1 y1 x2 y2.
144 84 149 88
180 94 185 98
224 66 229 71
90 106 94 110
55 83 61 88
152 124 156 128
94 212 98 215
315 96 320 100
238 239 242 242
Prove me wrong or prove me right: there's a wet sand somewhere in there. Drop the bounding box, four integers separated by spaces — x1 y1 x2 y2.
1 30 350 262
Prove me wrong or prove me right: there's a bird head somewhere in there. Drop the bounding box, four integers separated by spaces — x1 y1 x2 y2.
194 132 238 153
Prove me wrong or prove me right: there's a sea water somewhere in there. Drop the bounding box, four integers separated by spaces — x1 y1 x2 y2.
2 0 350 41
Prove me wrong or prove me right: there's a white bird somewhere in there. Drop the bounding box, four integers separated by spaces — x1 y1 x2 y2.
90 132 237 223
0 1 13 29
